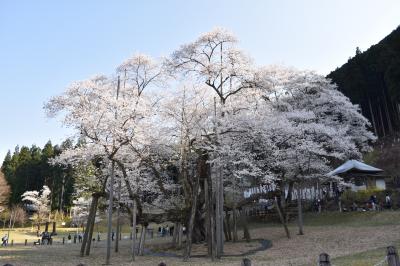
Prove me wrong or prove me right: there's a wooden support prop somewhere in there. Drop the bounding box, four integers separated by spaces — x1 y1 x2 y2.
387 246 400 266
25 239 27 246
318 253 331 266
11 240 13 246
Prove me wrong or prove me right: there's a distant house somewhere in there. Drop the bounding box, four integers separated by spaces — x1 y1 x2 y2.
327 160 385 191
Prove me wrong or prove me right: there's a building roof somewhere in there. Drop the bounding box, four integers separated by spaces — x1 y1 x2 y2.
326 160 383 177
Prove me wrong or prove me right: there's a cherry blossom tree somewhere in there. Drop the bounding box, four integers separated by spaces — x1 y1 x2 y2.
168 27 258 258
21 185 51 232
45 27 376 263
254 66 375 235
46 53 165 262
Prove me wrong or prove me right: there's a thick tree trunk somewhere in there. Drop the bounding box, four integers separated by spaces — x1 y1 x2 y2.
225 211 232 241
178 223 183 249
52 222 56 234
207 176 216 260
138 224 147 256
232 206 238 242
138 225 144 255
223 217 229 241
274 196 290 239
215 173 223 258
80 195 97 257
240 208 251 242
115 179 122 253
192 208 205 243
285 181 294 223
172 221 178 247
105 160 116 265
204 182 209 243
285 181 294 204
85 195 99 256
183 173 200 261
218 171 224 255
212 191 218 258
204 178 211 256
297 186 304 235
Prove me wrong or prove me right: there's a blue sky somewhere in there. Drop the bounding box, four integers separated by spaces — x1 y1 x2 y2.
0 0 399 161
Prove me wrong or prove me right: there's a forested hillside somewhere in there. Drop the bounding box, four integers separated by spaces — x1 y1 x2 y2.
1 140 75 210
328 25 400 138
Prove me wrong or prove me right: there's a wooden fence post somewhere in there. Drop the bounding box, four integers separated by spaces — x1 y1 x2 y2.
319 253 331 266
11 240 13 246
25 239 27 246
387 246 400 266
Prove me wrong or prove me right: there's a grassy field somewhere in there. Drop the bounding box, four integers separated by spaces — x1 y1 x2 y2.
1 211 400 265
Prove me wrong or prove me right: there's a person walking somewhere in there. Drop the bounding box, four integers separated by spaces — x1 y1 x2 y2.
1 234 8 246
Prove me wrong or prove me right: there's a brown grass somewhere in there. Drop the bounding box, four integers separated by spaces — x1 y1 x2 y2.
1 211 400 266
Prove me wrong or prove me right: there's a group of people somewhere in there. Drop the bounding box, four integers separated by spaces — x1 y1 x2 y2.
158 225 174 237
40 231 52 245
350 193 393 211
313 191 394 212
67 232 83 243
367 193 392 210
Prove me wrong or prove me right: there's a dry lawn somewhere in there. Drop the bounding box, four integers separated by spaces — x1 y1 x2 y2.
1 211 400 266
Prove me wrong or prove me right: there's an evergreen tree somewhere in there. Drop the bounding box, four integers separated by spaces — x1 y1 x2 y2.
1 141 76 210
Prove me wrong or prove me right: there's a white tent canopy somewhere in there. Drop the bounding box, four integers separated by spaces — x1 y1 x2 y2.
327 160 383 177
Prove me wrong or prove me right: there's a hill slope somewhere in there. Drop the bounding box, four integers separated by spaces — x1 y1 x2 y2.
328 25 400 138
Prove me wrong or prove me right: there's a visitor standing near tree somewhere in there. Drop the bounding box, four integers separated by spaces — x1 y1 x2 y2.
385 193 392 209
